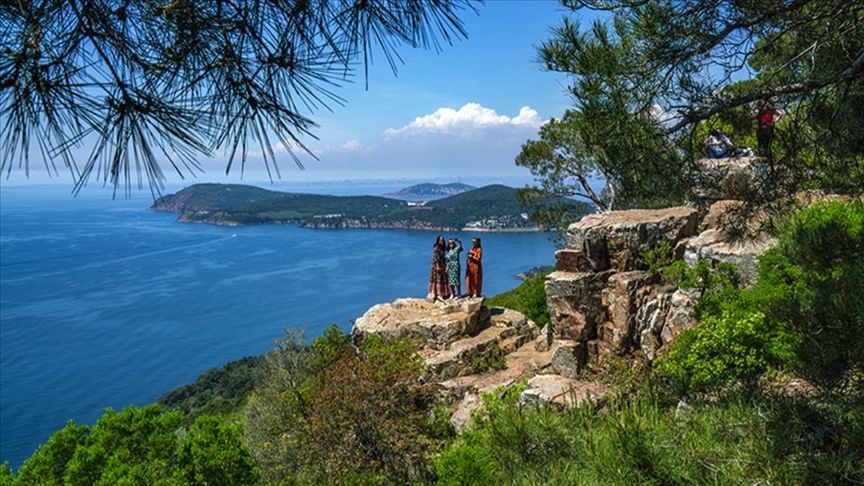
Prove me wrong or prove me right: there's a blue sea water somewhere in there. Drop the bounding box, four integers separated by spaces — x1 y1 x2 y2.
0 183 555 470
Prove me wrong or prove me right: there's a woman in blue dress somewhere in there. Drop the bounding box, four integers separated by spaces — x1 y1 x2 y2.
445 238 463 299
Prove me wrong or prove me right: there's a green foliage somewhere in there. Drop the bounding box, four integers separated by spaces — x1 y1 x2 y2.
435 387 798 485
63 405 182 485
9 407 258 486
486 270 553 328
664 259 742 319
245 326 449 485
158 355 265 426
0 464 13 486
470 342 506 373
637 239 674 279
175 415 259 486
659 311 799 391
659 199 863 393
14 422 88 485
515 106 687 239
750 199 864 390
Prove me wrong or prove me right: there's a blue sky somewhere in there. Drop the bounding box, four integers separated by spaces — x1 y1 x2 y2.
2 1 604 190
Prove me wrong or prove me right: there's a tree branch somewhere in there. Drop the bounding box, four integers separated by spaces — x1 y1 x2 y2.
666 50 864 133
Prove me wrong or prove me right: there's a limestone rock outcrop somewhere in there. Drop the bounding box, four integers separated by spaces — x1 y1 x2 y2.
348 166 787 435
547 207 702 373
351 295 589 432
694 156 765 201
545 193 778 372
566 207 699 272
683 201 777 285
352 297 486 350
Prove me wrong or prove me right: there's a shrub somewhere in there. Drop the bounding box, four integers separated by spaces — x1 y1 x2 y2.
245 326 449 485
756 199 864 390
434 385 798 485
658 310 799 391
486 270 552 328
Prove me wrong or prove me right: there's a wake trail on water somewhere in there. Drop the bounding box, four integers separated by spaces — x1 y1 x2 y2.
0 234 239 283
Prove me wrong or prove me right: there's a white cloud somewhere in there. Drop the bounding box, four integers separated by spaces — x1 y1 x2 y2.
341 140 362 151
384 103 542 136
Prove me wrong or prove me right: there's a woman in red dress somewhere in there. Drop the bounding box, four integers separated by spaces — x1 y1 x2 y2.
465 237 483 297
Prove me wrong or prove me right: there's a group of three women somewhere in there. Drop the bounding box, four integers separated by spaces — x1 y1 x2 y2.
429 236 482 301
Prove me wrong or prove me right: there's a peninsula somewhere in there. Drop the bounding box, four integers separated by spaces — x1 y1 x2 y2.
384 182 475 197
150 183 592 231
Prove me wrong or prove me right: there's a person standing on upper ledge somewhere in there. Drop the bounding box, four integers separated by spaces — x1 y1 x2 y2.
446 238 463 299
429 235 450 301
755 100 783 160
465 237 483 298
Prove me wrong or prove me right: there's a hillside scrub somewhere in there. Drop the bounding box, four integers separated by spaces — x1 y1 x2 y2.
243 325 450 485
485 269 553 328
4 406 258 486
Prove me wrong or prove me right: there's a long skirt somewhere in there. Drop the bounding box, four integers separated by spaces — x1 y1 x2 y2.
465 261 482 296
429 265 450 296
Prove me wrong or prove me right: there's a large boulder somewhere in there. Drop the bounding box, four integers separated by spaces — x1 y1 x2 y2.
599 271 654 353
693 156 765 201
567 207 699 272
519 374 608 409
684 230 776 286
636 288 698 360
545 271 611 342
352 297 485 350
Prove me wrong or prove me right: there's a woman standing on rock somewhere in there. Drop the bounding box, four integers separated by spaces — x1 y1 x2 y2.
465 237 483 297
429 235 450 301
445 238 463 298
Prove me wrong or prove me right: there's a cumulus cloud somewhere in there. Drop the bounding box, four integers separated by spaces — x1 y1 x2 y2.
384 103 542 136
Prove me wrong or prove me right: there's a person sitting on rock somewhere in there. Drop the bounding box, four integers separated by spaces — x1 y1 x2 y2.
705 128 734 158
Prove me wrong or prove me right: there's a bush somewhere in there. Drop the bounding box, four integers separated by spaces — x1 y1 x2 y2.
660 199 863 393
434 385 798 485
486 270 552 328
244 326 449 485
658 310 799 391
755 199 864 390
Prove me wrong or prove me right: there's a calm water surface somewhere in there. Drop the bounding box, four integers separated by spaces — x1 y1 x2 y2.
0 183 555 470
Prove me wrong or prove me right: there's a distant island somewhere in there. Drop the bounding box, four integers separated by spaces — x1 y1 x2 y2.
150 183 592 231
384 182 475 197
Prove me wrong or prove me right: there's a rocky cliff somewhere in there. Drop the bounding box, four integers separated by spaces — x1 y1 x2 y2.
349 158 782 425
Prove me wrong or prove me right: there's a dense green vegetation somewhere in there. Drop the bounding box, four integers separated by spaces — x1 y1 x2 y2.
158 355 265 427
155 183 591 230
3 406 258 486
485 268 553 328
151 184 286 212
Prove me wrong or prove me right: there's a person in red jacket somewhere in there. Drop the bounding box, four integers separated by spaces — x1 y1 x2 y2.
755 101 783 159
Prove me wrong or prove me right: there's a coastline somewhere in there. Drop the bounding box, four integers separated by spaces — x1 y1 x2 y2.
171 213 543 232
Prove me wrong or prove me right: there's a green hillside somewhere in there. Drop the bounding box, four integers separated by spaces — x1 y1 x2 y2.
151 184 285 212
154 183 590 230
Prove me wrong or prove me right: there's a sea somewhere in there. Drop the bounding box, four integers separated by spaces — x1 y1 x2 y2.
0 181 556 471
